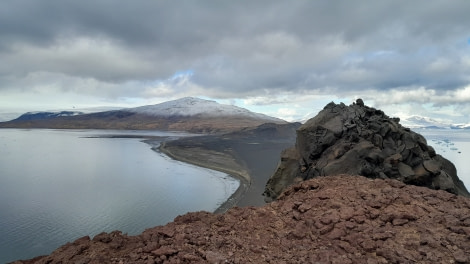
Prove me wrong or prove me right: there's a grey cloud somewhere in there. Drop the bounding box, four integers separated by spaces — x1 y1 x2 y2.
2 0 470 100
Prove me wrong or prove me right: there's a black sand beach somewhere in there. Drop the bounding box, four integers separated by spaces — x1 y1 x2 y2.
157 124 298 211
96 123 299 213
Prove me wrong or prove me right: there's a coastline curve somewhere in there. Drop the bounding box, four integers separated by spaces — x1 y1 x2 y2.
150 140 251 214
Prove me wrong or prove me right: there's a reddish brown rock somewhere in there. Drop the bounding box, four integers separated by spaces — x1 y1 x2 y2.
14 175 470 264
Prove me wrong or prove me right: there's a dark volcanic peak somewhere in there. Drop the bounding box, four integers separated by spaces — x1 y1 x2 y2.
264 99 470 201
15 176 470 263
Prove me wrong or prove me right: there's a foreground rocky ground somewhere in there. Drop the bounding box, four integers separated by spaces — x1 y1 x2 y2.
15 175 470 263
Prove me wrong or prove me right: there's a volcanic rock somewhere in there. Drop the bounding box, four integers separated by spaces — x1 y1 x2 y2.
264 99 469 202
14 176 470 263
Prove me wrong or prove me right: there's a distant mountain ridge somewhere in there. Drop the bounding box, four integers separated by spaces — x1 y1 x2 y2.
13 111 84 121
401 115 470 129
0 97 286 133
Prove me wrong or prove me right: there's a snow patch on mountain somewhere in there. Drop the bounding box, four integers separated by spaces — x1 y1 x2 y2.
450 123 470 129
400 115 449 128
126 97 285 122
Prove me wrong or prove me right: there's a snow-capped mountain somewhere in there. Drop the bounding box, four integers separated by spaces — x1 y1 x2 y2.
0 97 286 133
126 97 283 122
400 115 470 129
450 123 470 129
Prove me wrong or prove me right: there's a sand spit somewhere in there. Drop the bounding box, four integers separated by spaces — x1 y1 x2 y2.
158 141 251 214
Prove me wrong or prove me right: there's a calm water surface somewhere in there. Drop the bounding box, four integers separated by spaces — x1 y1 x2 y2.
0 129 239 263
417 128 470 190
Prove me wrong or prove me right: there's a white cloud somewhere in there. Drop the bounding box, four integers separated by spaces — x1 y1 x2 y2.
425 57 453 74
448 85 470 102
276 108 298 122
371 87 435 105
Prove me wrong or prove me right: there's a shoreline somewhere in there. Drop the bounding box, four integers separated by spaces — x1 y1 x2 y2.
144 139 251 214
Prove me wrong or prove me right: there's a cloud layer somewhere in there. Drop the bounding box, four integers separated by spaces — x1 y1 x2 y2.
2 1 470 121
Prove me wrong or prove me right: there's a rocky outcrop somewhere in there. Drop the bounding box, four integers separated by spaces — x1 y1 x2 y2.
264 99 469 201
14 176 470 263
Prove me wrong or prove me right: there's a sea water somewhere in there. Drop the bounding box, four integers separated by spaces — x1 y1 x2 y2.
0 129 239 263
417 128 470 190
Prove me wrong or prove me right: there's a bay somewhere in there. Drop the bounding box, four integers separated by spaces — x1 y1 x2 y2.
2 128 470 263
0 129 239 263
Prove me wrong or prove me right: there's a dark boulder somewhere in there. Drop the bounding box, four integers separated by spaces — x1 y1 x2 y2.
264 99 470 201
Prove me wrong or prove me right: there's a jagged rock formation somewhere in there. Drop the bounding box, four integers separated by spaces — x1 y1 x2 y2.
264 99 469 202
14 176 470 263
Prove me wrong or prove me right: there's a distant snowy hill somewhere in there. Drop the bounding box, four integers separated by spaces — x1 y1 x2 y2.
126 97 283 122
400 115 470 129
13 111 83 121
450 123 470 129
0 97 286 133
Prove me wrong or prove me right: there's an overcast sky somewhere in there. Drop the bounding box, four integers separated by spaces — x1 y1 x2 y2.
1 1 470 123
